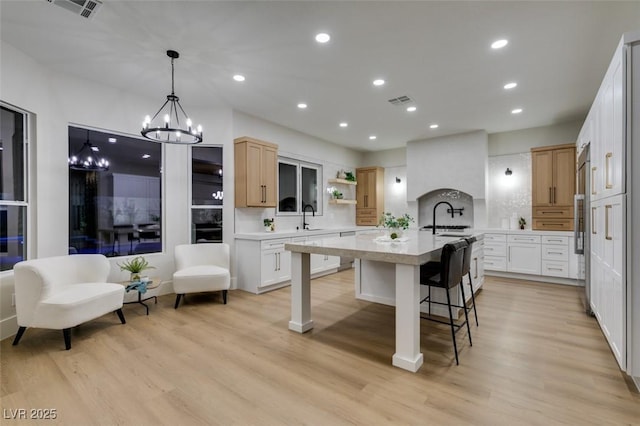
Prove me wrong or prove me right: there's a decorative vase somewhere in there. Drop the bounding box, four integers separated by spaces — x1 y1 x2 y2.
520 225 525 230
388 227 403 240
337 170 346 179
130 272 141 283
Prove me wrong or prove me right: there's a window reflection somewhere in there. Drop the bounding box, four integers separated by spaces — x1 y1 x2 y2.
191 146 223 243
68 126 162 257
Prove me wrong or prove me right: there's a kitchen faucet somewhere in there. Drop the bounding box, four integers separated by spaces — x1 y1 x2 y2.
302 203 315 230
432 201 455 235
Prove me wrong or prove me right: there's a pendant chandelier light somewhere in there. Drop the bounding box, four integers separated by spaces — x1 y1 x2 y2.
68 129 109 171
141 50 203 144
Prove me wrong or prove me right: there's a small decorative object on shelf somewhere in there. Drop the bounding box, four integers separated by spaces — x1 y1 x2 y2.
519 217 526 230
118 256 155 282
263 218 275 232
344 171 356 182
332 189 343 199
378 212 414 239
337 169 347 179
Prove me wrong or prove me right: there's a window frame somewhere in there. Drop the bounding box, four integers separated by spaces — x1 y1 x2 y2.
276 157 323 216
189 144 224 244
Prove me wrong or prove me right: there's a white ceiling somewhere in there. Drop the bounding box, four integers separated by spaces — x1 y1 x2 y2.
2 1 639 151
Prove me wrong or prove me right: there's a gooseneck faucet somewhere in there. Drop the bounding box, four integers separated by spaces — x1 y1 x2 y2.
432 201 455 235
302 203 315 230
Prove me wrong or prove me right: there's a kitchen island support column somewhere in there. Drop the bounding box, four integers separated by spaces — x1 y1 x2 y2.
288 251 314 332
392 263 424 372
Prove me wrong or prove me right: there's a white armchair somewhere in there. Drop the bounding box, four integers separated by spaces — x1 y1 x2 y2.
173 243 231 309
12 254 126 350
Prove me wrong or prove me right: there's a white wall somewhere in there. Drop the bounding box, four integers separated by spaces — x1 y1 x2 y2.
0 41 235 339
489 120 582 156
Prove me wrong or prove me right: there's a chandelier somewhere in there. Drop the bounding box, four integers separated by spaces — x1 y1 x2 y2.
141 50 203 144
68 129 109 171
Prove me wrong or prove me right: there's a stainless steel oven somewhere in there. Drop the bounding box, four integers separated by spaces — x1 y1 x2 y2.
575 145 591 315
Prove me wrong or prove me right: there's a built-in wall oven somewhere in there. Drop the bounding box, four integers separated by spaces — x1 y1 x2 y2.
575 145 591 315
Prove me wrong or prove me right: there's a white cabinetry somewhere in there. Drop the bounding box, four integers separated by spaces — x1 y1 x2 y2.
260 239 293 288
484 233 507 272
307 233 340 274
507 234 541 275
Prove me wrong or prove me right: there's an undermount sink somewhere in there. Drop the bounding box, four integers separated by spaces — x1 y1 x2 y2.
438 233 472 238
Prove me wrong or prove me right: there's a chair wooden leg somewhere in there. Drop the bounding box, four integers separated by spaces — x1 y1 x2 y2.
63 328 71 350
174 294 183 309
116 308 126 324
459 282 472 347
468 271 478 326
12 326 26 346
222 290 228 304
445 288 459 365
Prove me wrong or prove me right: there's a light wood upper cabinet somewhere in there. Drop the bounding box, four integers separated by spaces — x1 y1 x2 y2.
531 143 576 231
234 136 278 207
355 167 384 225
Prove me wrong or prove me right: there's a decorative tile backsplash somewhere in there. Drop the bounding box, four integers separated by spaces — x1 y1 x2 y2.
417 189 474 228
487 153 532 229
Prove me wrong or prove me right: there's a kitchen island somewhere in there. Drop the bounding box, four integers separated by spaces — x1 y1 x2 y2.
285 230 483 372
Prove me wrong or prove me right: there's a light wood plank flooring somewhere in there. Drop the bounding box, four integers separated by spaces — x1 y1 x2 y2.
2 270 639 425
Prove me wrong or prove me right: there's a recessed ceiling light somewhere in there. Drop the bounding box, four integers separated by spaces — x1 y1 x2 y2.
91 146 99 152
108 137 117 143
406 106 417 112
511 108 523 114
339 122 348 128
297 103 307 109
504 82 518 90
491 39 508 49
369 135 377 140
429 124 439 129
373 79 385 86
142 154 151 159
315 33 330 43
233 74 245 82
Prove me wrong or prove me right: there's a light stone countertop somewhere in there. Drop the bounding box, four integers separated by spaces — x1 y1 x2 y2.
284 230 484 266
234 226 378 241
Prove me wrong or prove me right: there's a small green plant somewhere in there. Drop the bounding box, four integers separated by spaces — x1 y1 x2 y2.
118 256 154 281
519 217 526 229
263 218 275 231
344 171 356 182
332 189 343 199
263 218 274 227
378 212 414 230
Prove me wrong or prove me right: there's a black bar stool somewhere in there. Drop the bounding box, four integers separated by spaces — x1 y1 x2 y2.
462 236 479 327
419 239 471 365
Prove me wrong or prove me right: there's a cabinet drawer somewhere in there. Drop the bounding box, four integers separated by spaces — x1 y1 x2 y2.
508 234 541 244
542 260 569 278
484 233 506 242
356 216 378 226
533 218 573 231
483 242 507 257
261 238 290 250
542 244 568 261
533 206 573 218
356 208 378 218
484 255 507 271
542 235 568 245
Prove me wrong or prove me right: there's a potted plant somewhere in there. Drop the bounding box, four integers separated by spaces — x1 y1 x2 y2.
519 217 526 230
344 171 356 182
378 212 414 239
332 189 343 199
118 256 155 282
263 218 275 232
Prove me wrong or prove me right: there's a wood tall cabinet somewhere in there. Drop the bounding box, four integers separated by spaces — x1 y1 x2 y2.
355 167 384 225
234 137 278 207
531 143 576 231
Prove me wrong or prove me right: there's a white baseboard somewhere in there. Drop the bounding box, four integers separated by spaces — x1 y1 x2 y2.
1 315 18 341
486 271 579 286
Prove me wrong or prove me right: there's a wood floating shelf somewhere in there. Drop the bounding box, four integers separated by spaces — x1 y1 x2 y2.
329 199 357 205
327 178 357 185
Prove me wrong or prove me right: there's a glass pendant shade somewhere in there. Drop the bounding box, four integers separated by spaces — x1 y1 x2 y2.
141 50 203 145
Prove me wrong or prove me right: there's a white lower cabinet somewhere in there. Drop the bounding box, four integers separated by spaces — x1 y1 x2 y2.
307 234 340 275
507 243 541 275
591 195 625 369
259 239 292 288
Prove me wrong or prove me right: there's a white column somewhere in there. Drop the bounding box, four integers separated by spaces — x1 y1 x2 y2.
392 263 424 372
289 251 314 333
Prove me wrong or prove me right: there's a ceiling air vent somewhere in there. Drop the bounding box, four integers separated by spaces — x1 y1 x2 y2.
46 0 102 19
387 95 414 106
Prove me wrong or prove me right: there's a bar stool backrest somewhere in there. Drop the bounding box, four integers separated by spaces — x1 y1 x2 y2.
439 240 468 289
462 236 477 276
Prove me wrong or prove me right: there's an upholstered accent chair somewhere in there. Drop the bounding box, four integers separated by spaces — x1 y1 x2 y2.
173 243 231 309
12 254 126 350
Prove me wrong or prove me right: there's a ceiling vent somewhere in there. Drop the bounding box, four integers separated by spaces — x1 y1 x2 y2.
46 0 102 19
387 95 414 106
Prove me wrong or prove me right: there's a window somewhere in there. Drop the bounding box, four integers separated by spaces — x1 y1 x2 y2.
68 126 162 257
0 104 28 271
277 158 322 215
191 146 223 243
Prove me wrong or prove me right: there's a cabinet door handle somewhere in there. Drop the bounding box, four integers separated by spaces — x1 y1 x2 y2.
553 187 556 204
549 187 553 204
274 252 278 271
605 152 613 189
591 167 597 195
508 247 511 262
591 207 597 235
605 205 612 241
473 257 478 279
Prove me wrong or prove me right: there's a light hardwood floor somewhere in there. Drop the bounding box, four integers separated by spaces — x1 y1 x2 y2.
2 270 639 425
